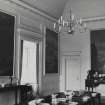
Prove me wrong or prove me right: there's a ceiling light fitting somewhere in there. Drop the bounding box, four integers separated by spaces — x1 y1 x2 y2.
54 9 87 34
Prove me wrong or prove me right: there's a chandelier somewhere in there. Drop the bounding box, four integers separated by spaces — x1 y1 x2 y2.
54 9 87 34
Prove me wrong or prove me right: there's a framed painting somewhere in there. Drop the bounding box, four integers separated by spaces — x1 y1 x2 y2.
0 10 16 77
91 29 105 74
45 28 59 74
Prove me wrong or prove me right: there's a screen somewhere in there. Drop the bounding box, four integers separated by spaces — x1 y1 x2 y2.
0 11 15 76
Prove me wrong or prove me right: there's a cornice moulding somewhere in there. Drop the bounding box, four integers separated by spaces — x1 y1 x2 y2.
83 16 105 23
7 0 57 22
3 0 105 23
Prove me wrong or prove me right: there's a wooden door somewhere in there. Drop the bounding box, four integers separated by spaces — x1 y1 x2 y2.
65 55 81 90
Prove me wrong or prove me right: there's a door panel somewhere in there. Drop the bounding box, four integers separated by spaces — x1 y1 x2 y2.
65 55 81 90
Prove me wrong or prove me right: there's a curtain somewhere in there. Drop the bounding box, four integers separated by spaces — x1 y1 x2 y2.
20 40 38 95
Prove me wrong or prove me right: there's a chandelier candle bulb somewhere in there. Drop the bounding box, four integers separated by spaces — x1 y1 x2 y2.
71 14 75 20
60 16 63 22
53 23 56 29
58 18 60 24
59 26 62 32
63 20 65 26
79 19 82 25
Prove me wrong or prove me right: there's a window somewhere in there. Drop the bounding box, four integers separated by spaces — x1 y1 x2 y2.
21 40 37 83
20 39 40 93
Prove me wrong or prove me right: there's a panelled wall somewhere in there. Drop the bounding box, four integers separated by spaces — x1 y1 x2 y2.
0 0 59 105
0 1 105 105
60 0 105 92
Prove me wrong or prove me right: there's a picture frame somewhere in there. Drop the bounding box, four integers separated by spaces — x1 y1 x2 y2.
45 28 59 74
0 9 16 77
91 29 105 74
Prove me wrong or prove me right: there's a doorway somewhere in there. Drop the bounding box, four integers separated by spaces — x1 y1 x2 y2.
63 53 81 91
